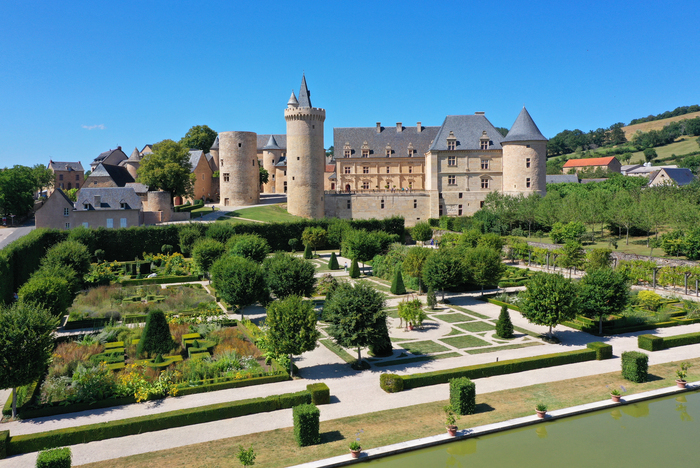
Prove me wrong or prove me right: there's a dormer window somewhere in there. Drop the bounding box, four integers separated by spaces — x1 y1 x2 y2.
385 145 392 157
361 141 370 158
407 143 415 157
120 202 127 209
447 131 457 151
344 142 352 158
480 131 490 150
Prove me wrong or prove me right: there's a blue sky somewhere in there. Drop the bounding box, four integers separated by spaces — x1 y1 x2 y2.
1 0 698 170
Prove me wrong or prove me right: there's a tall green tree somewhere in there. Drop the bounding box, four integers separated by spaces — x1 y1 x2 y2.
42 240 92 280
557 241 586 278
263 252 316 299
342 229 382 273
265 295 320 376
191 238 226 274
301 227 327 256
411 222 433 245
18 276 72 317
211 255 269 318
259 166 269 186
578 268 630 334
228 234 270 263
464 246 505 296
137 139 195 202
403 247 432 293
0 303 58 418
0 165 37 216
422 248 465 301
179 125 218 153
520 272 579 338
324 281 387 365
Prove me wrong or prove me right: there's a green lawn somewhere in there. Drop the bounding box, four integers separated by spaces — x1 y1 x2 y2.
454 321 495 333
431 312 472 323
451 306 489 319
440 335 491 348
465 341 543 354
401 340 450 355
225 204 303 223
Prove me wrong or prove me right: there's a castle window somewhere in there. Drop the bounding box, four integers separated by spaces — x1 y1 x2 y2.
381 200 385 209
480 201 485 208
59 174 63 181
439 192 442 199
76 174 79 181
223 173 230 182
67 183 72 189
526 145 531 148
82 222 88 228
120 218 127 228
526 158 531 168
439 204 443 216
480 141 488 150
459 192 463 199
447 141 456 150
331 183 335 190
408 166 413 174
448 175 456 185
385 145 392 157
407 143 415 157
526 178 531 188
347 200 351 209
413 199 417 209
458 205 463 216
363 166 369 174
65 223 70 229
480 131 489 150
221 159 224 166
120 202 126 209
284 182 287 193
344 150 351 158
76 183 79 189
272 174 275 180
284 171 287 176
481 178 489 189
362 149 369 158
297 157 300 160
481 159 489 170
344 166 351 174
362 182 370 189
448 156 456 166
238 143 241 147
386 166 390 174
63 208 69 217
106 218 114 228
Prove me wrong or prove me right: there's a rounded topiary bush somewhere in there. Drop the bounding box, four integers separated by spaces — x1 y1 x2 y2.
137 310 176 358
36 447 72 468
380 373 404 393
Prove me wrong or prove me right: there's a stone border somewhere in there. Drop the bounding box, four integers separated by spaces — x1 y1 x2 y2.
290 381 700 467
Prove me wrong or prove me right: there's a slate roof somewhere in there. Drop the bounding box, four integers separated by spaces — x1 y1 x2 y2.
428 115 503 151
140 144 153 155
263 135 282 150
53 188 75 207
502 107 547 142
625 164 677 175
93 148 127 164
580 178 608 184
125 182 149 194
257 134 287 150
563 156 617 168
48 161 84 172
210 136 219 150
275 156 287 167
188 150 205 173
298 74 312 108
546 174 580 184
335 124 439 158
128 147 141 161
76 187 141 211
649 168 696 186
89 163 135 187
205 153 217 172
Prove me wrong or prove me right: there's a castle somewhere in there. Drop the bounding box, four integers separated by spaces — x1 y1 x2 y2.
215 74 548 226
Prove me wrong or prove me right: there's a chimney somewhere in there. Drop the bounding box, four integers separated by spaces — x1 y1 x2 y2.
376 122 381 133
475 112 485 115
94 195 101 207
416 122 422 133
117 146 122 150
396 122 402 133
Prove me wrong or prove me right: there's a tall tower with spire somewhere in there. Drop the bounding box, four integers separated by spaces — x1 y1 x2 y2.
501 107 548 196
284 74 326 218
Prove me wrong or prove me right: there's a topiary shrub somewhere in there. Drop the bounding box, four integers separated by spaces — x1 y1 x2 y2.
306 383 330 405
426 287 437 310
328 252 339 270
349 258 360 278
638 334 664 351
303 243 313 260
637 290 662 311
137 310 176 358
391 267 406 295
368 315 393 357
0 430 8 459
18 276 73 317
36 447 72 468
450 377 476 415
161 244 174 255
621 351 648 383
586 342 613 360
94 249 105 262
293 403 320 447
380 373 404 393
495 304 514 339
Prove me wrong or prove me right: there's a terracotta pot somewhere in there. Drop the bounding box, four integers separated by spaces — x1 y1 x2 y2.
676 379 687 389
536 410 547 419
611 394 621 403
350 448 362 459
446 425 458 436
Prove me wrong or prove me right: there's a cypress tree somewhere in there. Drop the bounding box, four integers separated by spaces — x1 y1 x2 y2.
368 314 393 357
349 259 360 278
391 267 406 295
328 252 339 270
303 243 313 259
426 287 437 310
496 304 514 339
137 310 176 357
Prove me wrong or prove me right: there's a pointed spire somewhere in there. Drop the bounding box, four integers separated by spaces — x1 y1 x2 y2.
263 135 282 150
503 107 547 142
287 91 298 108
211 135 219 150
298 74 312 108
129 147 141 161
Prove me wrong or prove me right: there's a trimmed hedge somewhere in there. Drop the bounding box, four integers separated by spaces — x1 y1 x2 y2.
621 351 649 383
175 372 290 396
7 390 312 456
120 274 202 286
382 347 608 392
63 317 110 330
293 403 320 447
379 373 404 393
450 377 476 415
306 383 330 405
36 447 72 468
0 430 8 459
586 342 613 360
638 334 664 351
485 298 521 312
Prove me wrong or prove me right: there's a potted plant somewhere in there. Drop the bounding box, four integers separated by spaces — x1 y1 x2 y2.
349 440 361 459
535 403 548 419
610 388 622 403
676 362 691 389
444 405 459 436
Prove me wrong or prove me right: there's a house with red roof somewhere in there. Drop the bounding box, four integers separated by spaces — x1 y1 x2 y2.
562 156 621 174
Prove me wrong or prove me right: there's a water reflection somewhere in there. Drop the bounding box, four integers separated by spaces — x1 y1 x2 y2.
447 439 476 455
676 403 692 422
621 402 650 418
610 409 622 420
535 426 548 439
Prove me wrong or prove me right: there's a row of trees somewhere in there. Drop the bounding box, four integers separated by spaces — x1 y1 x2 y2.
0 164 53 216
546 123 627 157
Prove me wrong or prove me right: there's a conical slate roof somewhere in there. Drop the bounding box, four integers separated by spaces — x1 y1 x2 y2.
287 91 298 108
503 107 547 142
263 135 282 150
128 147 141 161
210 136 219 150
298 74 311 108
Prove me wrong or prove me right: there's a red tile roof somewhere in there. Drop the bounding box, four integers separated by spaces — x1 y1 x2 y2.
325 164 336 173
563 156 617 168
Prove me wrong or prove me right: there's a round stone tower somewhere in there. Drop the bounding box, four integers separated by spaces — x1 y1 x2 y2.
209 136 220 171
218 131 260 207
284 74 326 219
501 107 547 196
261 135 283 194
147 191 173 222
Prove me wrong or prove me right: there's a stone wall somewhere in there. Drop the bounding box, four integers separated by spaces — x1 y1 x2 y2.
325 192 430 227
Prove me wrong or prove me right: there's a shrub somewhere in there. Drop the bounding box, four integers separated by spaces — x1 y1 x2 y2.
379 373 404 393
42 241 91 279
293 403 320 447
178 225 203 256
391 267 406 295
229 234 270 263
637 290 662 311
0 430 8 459
426 287 437 310
137 310 176 358
161 244 173 255
450 377 476 415
621 351 649 383
36 447 72 468
638 334 664 351
306 383 330 405
349 258 360 278
495 304 514 339
586 342 613 360
191 238 226 273
18 276 73 317
303 243 313 260
328 252 339 270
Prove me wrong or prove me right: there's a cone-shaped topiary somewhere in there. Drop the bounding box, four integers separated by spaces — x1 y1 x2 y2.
368 314 393 357
426 287 437 310
349 258 360 278
303 243 313 259
496 304 514 339
391 267 406 295
328 252 339 270
154 353 165 364
137 310 176 358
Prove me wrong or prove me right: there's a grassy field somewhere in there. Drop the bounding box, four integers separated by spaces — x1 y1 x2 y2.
224 204 302 223
78 357 700 468
511 233 682 259
627 136 699 164
622 111 700 140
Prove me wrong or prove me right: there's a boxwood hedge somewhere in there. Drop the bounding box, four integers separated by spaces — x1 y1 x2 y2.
638 331 700 351
621 351 648 383
306 383 330 405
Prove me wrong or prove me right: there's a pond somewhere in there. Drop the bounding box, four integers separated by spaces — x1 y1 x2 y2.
363 391 700 466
